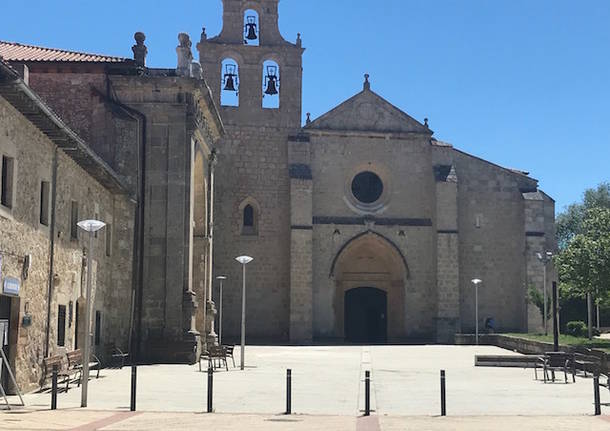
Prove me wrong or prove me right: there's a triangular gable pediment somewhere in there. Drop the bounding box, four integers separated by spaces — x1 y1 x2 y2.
305 89 431 134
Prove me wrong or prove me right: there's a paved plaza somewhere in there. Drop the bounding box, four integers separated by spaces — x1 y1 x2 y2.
2 345 609 429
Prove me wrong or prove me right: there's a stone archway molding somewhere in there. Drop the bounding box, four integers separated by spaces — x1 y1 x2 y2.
329 230 410 278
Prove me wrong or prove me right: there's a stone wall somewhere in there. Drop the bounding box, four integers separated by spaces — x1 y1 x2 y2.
0 95 133 393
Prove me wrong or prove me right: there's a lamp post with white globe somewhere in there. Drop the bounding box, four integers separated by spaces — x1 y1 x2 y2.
235 255 253 370
77 219 106 408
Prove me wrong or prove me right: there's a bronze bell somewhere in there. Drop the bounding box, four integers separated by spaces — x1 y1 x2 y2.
264 65 279 95
245 16 258 40
223 64 238 92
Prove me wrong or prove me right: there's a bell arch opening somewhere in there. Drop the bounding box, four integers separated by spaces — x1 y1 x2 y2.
332 231 408 342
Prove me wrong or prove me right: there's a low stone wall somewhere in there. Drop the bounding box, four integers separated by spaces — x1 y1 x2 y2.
455 333 609 373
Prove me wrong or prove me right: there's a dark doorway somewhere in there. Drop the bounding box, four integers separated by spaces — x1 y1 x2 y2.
344 287 387 343
0 295 11 390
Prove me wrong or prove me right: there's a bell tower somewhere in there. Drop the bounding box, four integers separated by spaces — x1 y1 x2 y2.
197 0 304 128
198 0 306 343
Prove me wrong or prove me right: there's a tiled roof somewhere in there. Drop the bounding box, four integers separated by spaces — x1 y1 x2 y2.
0 40 131 63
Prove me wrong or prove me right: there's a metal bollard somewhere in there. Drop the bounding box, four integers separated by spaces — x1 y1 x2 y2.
364 370 370 416
286 369 292 415
130 365 137 412
51 364 58 410
594 376 601 416
440 370 446 416
207 367 214 413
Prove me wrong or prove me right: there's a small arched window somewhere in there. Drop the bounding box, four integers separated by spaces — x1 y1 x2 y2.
244 10 259 46
221 58 239 107
262 60 280 109
240 199 259 236
243 205 254 227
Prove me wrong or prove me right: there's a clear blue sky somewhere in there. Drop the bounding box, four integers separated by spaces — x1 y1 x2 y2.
3 0 609 212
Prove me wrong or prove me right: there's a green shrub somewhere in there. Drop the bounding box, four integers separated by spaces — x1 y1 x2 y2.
566 321 587 337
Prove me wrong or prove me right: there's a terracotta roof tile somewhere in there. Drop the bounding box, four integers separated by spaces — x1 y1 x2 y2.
0 40 131 63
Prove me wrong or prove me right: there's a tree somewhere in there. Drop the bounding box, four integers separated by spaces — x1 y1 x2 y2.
556 182 610 250
555 208 610 338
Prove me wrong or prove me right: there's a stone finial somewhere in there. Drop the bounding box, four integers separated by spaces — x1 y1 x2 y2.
424 118 429 128
296 33 302 48
132 32 147 68
176 33 194 76
201 27 207 42
306 112 311 125
363 73 370 91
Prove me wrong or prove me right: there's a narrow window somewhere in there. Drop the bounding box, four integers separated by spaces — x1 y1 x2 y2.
1 156 14 209
221 59 239 107
70 201 79 239
243 10 259 46
94 310 101 346
94 213 99 238
105 223 112 257
243 205 254 227
262 60 280 109
40 181 50 226
74 302 80 349
57 305 66 347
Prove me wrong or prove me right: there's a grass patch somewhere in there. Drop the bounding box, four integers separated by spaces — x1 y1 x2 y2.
503 333 610 353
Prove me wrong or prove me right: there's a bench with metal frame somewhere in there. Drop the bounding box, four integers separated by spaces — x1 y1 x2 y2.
542 352 575 383
41 355 78 392
199 345 229 371
66 349 101 386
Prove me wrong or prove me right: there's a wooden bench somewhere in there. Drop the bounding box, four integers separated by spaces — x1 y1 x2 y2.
105 343 129 369
66 349 101 386
42 355 78 392
223 344 236 368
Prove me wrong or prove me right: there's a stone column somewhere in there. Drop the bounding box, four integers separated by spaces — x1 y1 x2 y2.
288 135 313 343
435 165 460 342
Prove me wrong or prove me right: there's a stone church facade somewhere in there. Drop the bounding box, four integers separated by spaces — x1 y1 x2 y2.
0 0 556 391
201 0 555 344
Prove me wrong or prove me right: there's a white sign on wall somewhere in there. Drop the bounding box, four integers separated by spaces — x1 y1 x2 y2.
3 277 20 296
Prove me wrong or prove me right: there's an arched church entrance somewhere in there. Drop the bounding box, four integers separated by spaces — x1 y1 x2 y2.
332 231 408 342
345 287 387 343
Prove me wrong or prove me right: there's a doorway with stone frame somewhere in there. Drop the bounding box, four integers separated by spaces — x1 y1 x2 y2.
331 231 408 342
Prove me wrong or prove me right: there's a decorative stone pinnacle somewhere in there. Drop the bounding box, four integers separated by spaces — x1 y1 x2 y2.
306 112 311 124
296 33 302 48
201 27 207 42
364 73 370 91
176 33 193 75
132 32 147 68
424 118 429 128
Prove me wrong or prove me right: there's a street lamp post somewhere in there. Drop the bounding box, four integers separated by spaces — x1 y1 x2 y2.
77 219 106 408
216 276 227 346
235 256 253 370
536 251 553 335
471 278 482 345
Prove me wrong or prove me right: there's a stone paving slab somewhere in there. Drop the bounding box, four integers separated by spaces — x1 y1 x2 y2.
0 410 609 431
5 345 609 416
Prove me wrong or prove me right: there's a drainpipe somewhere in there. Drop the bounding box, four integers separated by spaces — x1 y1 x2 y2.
44 147 59 358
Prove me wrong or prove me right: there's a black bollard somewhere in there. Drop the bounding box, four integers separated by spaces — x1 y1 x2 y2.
207 367 214 413
594 376 601 416
552 282 559 352
51 364 58 410
364 370 370 416
440 370 446 416
286 369 292 415
130 365 137 412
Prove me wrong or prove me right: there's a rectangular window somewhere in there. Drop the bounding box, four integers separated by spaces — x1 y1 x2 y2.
94 310 101 346
1 156 14 209
70 201 78 239
57 305 66 347
40 181 50 226
105 223 112 257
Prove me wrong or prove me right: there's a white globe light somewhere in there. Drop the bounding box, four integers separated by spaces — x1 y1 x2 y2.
471 278 482 285
235 255 253 265
77 219 106 232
